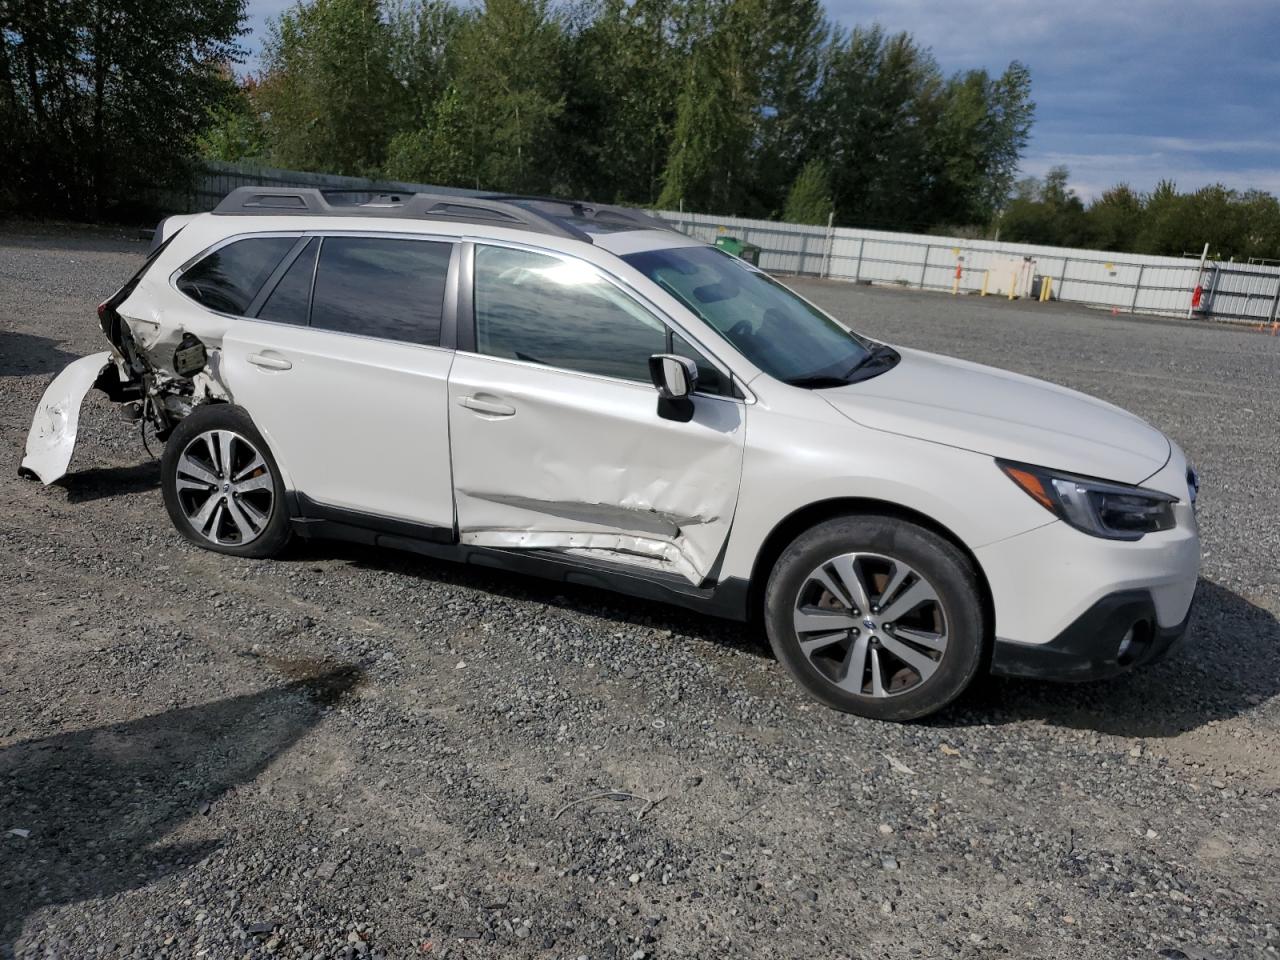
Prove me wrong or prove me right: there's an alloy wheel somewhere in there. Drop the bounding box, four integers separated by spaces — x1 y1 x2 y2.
174 429 275 546
791 552 949 697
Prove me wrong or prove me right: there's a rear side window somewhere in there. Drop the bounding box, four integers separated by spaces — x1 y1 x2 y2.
310 237 451 346
256 237 318 326
177 236 296 315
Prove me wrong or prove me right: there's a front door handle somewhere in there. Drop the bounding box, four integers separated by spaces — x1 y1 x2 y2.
247 352 292 371
458 394 516 417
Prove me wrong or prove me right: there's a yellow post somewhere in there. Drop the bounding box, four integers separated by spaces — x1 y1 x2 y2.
980 271 989 296
1044 276 1053 301
1008 271 1016 300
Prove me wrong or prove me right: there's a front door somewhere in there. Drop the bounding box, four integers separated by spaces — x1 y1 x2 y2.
221 234 457 531
448 244 745 584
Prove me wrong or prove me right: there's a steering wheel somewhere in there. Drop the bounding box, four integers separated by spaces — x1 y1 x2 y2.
727 319 755 339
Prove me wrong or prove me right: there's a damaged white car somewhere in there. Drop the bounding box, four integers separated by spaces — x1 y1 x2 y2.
21 188 1201 720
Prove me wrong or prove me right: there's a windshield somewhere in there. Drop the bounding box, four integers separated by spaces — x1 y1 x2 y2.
622 245 879 386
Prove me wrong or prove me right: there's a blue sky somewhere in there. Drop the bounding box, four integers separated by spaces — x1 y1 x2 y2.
240 0 1280 199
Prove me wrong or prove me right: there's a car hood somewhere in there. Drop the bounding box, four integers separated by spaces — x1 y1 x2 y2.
821 347 1170 484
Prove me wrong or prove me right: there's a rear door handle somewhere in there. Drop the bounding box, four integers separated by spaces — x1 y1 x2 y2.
247 352 292 371
458 395 516 417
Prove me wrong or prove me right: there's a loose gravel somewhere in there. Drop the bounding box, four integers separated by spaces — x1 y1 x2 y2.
1 223 1278 960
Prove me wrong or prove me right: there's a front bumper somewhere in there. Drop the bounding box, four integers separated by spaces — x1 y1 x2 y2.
990 587 1194 681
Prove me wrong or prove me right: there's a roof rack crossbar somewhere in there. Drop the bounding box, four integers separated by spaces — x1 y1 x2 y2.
212 187 594 242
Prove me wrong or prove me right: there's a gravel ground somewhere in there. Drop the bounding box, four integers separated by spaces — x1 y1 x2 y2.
2 222 1278 960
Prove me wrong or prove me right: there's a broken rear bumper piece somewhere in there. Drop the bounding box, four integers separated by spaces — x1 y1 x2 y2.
19 351 115 485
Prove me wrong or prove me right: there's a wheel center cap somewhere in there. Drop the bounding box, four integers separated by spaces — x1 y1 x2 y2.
222 482 231 492
862 616 877 632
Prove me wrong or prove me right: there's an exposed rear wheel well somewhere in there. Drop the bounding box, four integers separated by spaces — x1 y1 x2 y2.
746 498 995 646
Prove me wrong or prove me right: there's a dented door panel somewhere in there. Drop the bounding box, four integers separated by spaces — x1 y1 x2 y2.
448 353 746 584
20 351 114 484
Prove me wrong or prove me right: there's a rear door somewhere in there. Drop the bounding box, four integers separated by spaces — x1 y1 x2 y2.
447 242 746 584
218 232 458 533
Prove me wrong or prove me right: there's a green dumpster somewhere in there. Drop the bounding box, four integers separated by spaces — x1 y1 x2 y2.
715 235 762 266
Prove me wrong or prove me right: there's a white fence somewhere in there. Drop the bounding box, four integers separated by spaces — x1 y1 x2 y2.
190 162 1280 325
659 210 1280 324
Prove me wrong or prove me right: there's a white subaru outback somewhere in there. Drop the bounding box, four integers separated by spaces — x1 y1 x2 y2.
21 188 1201 721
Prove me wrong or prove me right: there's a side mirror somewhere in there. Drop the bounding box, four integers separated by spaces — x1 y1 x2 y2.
648 353 698 400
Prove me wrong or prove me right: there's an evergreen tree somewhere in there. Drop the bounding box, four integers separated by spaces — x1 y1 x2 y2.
782 158 832 225
443 0 566 193
656 0 760 214
560 0 680 203
257 0 398 176
812 26 941 230
751 0 832 214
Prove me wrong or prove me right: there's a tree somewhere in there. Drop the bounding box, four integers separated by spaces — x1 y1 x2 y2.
257 0 398 176
657 0 765 214
1000 165 1088 246
197 74 267 162
383 85 471 185
810 26 941 230
558 0 682 203
782 158 831 224
0 0 247 218
1085 184 1143 252
386 0 461 126
925 62 1033 226
1236 190 1280 261
423 0 566 192
749 0 832 214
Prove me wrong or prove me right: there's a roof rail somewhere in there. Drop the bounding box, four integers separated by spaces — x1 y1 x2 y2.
212 187 594 242
211 186 676 242
482 195 678 234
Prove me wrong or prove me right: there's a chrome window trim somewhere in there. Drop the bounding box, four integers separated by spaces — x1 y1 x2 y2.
464 236 755 405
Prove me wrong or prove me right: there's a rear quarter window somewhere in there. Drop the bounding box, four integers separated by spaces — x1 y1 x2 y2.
176 236 297 315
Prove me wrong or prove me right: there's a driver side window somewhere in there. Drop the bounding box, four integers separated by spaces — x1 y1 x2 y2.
474 245 667 383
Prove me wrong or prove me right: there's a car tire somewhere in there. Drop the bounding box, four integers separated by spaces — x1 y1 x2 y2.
764 514 986 721
161 404 292 559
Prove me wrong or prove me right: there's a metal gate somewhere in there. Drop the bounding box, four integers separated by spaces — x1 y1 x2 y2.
1198 265 1280 324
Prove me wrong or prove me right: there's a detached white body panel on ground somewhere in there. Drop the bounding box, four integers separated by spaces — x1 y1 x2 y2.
20 350 112 484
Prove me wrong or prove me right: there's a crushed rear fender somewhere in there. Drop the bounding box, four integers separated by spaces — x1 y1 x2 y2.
19 351 114 484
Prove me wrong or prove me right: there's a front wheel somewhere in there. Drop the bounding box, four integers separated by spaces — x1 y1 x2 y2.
763 514 986 721
160 404 292 558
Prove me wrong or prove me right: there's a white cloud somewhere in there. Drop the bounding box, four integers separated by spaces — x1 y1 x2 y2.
1020 150 1280 199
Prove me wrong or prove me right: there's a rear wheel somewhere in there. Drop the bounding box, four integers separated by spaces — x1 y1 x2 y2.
763 514 986 721
161 405 291 558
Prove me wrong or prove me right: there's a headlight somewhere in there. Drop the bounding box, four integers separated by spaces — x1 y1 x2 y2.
997 459 1178 541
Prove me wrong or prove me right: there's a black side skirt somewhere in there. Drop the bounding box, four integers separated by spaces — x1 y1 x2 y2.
288 494 750 622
